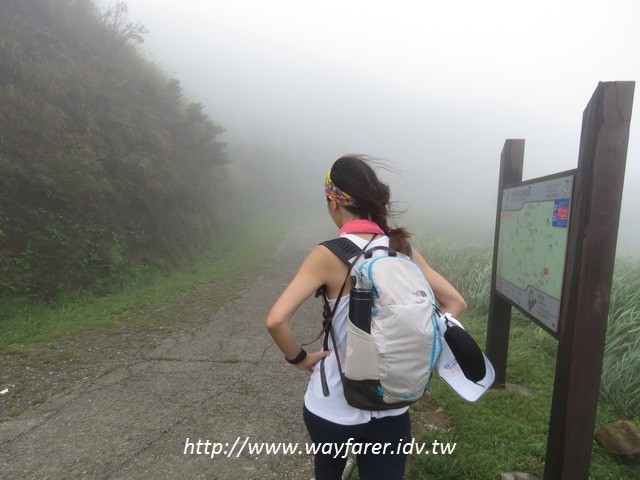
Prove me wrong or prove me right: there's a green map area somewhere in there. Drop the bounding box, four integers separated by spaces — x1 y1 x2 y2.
497 202 567 299
495 173 573 332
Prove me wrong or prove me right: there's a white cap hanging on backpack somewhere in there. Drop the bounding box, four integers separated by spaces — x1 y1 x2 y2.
435 313 495 402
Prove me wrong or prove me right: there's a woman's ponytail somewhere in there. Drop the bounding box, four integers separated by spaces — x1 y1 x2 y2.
388 227 413 257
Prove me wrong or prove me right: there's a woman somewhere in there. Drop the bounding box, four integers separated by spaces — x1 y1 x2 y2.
266 154 467 479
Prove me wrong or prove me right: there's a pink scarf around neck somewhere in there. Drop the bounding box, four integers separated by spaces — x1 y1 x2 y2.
339 219 385 236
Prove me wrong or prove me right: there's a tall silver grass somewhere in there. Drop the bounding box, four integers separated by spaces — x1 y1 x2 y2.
413 231 640 417
600 257 640 417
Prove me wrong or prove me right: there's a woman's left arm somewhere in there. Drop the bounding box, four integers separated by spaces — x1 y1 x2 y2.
412 249 468 317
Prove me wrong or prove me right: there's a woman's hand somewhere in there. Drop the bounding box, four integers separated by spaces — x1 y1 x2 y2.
294 350 332 373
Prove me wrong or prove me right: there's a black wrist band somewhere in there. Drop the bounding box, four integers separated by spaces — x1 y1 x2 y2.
285 348 307 365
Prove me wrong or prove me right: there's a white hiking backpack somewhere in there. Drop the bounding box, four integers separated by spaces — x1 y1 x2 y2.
317 236 442 410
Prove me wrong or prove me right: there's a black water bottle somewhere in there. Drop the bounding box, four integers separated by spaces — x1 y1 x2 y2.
349 288 372 333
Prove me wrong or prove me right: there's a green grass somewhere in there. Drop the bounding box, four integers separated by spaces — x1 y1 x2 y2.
405 231 640 479
601 256 640 417
0 217 288 355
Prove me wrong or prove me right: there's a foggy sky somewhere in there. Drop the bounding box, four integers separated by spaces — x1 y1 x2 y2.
108 0 639 254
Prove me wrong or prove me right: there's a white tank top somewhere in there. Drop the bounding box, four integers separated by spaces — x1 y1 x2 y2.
303 234 409 424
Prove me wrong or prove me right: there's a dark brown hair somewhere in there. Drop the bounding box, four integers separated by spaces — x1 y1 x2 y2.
329 154 412 255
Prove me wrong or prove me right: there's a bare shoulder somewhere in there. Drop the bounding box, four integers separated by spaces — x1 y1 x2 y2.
312 242 348 271
312 242 351 296
296 243 345 277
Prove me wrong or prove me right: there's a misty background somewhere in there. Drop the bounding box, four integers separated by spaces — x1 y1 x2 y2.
108 0 639 254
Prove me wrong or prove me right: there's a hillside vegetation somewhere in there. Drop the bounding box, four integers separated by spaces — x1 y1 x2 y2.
0 0 229 299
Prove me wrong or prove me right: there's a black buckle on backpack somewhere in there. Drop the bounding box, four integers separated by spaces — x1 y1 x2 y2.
364 246 397 259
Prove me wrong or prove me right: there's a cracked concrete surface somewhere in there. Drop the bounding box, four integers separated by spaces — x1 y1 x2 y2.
0 224 332 480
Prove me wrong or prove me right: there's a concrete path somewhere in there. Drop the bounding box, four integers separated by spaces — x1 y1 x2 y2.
0 224 332 480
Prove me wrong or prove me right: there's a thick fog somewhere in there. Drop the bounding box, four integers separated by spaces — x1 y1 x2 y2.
110 0 639 254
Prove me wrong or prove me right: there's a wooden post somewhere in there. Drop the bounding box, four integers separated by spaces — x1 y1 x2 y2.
544 82 635 479
485 139 524 388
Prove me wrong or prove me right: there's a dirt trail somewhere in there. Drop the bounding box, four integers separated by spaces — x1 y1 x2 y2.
0 224 333 480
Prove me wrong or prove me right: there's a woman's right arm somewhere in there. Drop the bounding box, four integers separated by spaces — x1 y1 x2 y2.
265 246 335 371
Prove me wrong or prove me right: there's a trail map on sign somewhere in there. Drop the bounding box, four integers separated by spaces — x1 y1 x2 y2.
496 174 574 332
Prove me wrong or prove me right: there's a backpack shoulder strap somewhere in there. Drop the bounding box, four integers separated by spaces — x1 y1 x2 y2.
314 238 361 396
319 237 361 265
314 237 361 316
315 236 377 398
323 236 413 261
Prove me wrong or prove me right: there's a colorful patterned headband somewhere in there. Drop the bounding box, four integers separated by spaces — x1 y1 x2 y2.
324 170 359 208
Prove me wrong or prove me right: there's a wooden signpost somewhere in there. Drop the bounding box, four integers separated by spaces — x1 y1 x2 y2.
486 81 635 479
